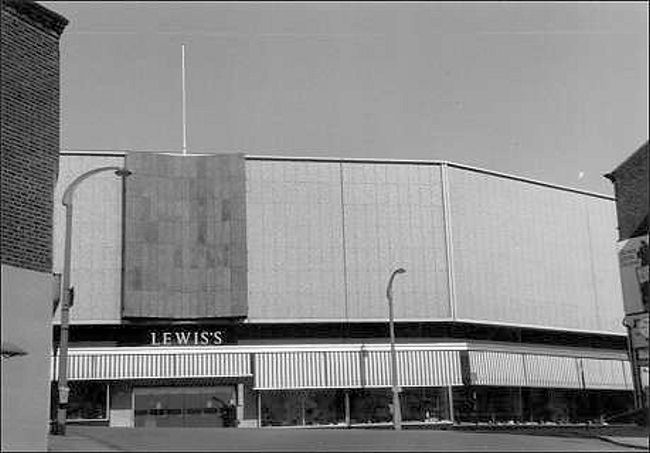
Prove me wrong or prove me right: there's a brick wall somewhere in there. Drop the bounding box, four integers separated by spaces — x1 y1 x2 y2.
606 142 649 241
0 1 67 272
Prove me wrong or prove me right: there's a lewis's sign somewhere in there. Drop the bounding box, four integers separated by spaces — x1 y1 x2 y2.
149 330 225 346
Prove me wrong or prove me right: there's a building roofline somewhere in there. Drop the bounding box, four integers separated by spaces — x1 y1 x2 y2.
604 140 649 182
2 0 68 37
60 149 615 201
246 154 614 200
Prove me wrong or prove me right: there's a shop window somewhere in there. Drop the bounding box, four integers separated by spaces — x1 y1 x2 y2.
349 389 392 424
401 387 451 422
260 390 345 427
66 382 108 420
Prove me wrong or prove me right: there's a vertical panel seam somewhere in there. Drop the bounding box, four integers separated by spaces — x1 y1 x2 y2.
120 155 127 319
440 164 457 319
582 199 602 329
339 163 350 321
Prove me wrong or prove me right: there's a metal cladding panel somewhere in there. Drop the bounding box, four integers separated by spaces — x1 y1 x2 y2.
53 155 125 323
342 163 450 320
123 153 247 319
581 196 627 333
580 358 632 390
245 160 346 320
468 351 527 387
448 167 624 334
363 349 462 388
52 350 251 380
524 355 581 389
254 351 361 390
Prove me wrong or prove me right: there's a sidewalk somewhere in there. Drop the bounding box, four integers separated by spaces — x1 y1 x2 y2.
47 424 647 452
48 431 125 452
597 436 648 450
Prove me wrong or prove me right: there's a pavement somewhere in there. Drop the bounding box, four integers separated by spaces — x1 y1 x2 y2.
47 425 649 452
597 436 647 450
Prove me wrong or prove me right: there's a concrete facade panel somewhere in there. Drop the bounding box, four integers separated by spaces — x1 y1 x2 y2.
123 153 247 319
342 163 450 320
448 167 624 334
245 160 346 320
1 265 54 450
53 155 125 324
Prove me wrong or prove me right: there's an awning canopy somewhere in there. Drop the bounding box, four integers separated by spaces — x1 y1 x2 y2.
580 357 633 391
253 349 463 390
52 349 251 381
51 344 634 392
468 350 632 390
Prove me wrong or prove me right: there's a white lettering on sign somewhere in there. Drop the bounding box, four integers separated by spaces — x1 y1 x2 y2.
150 330 224 346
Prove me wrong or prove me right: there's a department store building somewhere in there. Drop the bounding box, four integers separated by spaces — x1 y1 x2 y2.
51 151 645 428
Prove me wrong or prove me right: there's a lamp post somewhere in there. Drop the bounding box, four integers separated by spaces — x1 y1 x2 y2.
386 267 406 431
52 166 131 435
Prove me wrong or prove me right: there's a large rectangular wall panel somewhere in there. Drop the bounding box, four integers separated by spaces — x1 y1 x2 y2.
448 167 624 334
582 196 627 333
123 153 247 318
245 160 346 320
342 163 450 320
53 155 125 323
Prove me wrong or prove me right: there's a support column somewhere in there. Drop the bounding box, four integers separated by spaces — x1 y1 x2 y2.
256 391 261 428
447 386 455 423
344 390 351 427
236 383 244 427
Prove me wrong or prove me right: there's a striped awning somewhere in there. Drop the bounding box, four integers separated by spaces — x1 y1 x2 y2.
254 348 462 390
579 358 633 391
525 354 582 389
362 350 462 388
468 350 527 387
254 351 361 390
52 349 251 381
469 350 632 390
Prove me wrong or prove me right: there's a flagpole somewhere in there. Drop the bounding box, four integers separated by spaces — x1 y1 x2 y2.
181 44 187 155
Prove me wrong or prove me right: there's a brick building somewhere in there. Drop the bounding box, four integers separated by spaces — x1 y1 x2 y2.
605 141 649 414
605 141 649 242
1 0 67 449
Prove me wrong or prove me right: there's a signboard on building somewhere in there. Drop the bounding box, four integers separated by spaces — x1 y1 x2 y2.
617 235 649 315
149 329 226 346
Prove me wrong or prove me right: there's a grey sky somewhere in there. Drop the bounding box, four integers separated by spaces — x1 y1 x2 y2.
42 1 648 194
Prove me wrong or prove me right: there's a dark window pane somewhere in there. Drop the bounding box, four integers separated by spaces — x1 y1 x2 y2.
67 382 107 420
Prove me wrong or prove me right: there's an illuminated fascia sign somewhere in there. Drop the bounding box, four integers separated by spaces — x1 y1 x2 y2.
617 234 649 316
149 330 225 346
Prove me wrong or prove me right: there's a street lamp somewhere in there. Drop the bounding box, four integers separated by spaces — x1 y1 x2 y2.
386 267 406 431
52 166 131 435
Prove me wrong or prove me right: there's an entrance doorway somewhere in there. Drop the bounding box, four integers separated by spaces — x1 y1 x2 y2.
134 386 235 428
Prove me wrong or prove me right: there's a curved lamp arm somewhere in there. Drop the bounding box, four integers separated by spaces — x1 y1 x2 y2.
386 267 406 299
62 166 131 206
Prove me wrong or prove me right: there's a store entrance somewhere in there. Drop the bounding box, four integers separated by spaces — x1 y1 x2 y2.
134 386 235 428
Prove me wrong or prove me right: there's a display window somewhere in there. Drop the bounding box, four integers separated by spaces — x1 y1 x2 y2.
66 382 108 420
133 386 236 428
260 390 345 427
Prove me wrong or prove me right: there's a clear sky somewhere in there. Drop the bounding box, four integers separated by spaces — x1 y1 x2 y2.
41 1 648 195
